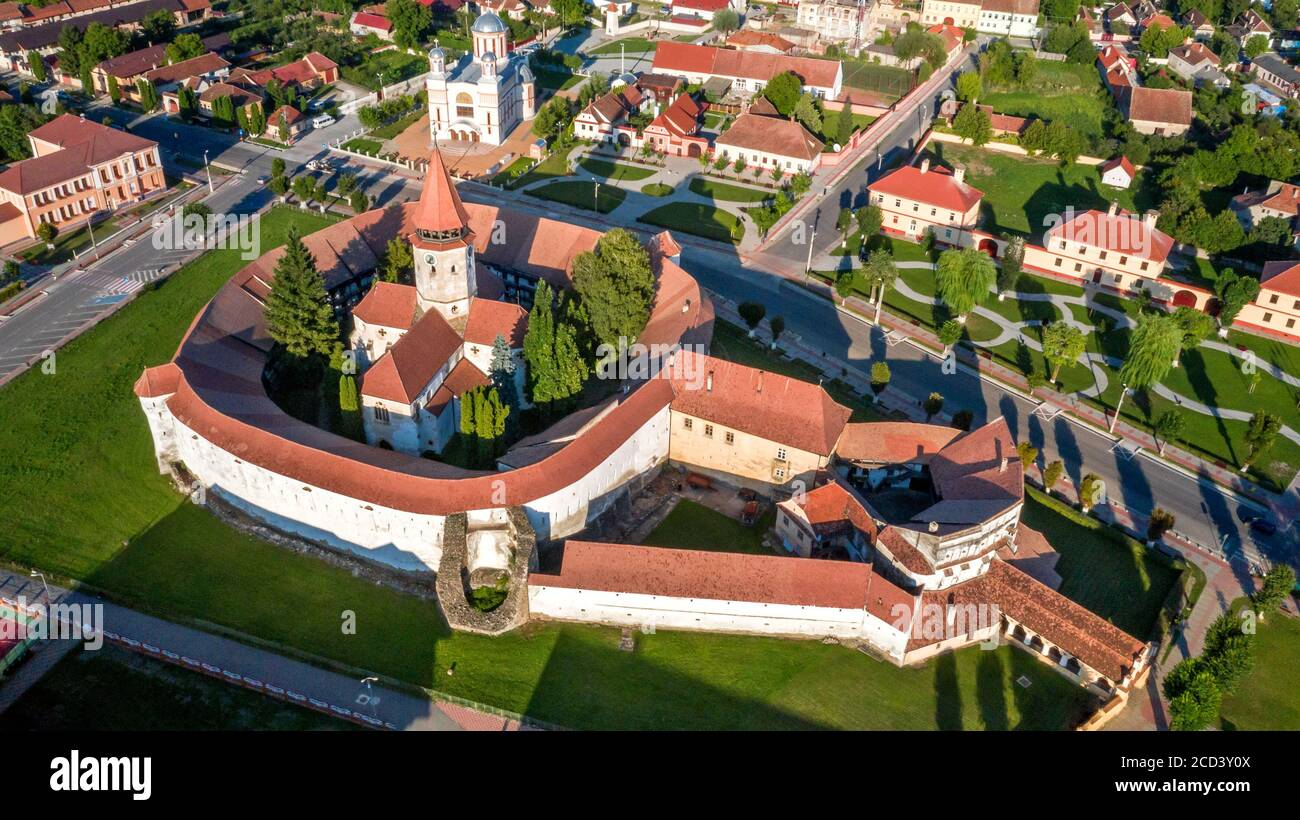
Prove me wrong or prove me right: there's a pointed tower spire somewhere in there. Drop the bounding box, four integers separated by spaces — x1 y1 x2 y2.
412 148 472 245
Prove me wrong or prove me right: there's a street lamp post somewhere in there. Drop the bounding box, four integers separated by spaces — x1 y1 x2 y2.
803 208 820 286
203 149 213 193
29 569 49 607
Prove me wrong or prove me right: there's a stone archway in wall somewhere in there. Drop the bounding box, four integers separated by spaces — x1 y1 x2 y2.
687 142 702 158
1205 297 1222 317
1048 646 1062 663
1172 289 1198 309
977 237 998 257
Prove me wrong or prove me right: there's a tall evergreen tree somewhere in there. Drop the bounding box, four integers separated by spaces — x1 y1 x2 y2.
474 388 494 466
264 227 338 358
523 280 558 406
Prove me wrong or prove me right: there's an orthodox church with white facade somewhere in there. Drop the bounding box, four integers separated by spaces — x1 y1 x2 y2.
426 11 537 145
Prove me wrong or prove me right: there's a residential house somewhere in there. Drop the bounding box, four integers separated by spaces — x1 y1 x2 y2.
267 105 308 144
671 0 744 21
228 52 340 94
726 30 796 55
713 109 823 174
0 0 212 73
1225 10 1272 48
350 10 394 40
1167 41 1228 88
650 42 843 99
642 93 707 157
1244 261 1300 338
571 84 646 143
1098 44 1137 91
866 158 984 246
1251 52 1300 99
1230 180 1300 241
91 33 230 96
1099 156 1135 189
975 0 1039 38
1120 85 1192 136
1104 2 1136 30
0 114 165 245
1183 9 1214 39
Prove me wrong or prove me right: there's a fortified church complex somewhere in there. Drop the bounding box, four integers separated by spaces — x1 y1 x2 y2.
134 151 1152 702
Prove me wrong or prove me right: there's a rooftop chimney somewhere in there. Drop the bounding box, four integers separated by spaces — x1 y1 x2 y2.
920 158 931 174
928 521 939 533
1144 209 1159 229
706 371 713 391
953 166 965 185
999 456 1008 473
1107 200 1119 217
756 371 763 393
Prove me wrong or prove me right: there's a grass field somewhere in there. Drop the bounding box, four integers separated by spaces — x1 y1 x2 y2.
342 137 384 155
0 645 357 731
919 142 1159 237
982 61 1112 142
639 202 742 243
369 109 424 140
839 59 912 100
642 498 775 555
505 148 573 189
577 156 657 182
534 68 582 92
1021 489 1182 640
19 217 122 265
689 177 774 203
641 182 674 196
590 37 657 55
526 180 627 213
1219 604 1300 730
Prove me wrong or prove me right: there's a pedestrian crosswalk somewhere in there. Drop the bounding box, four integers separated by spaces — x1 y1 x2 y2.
79 267 167 297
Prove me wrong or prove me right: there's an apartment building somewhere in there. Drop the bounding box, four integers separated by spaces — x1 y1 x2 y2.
866 158 984 245
1022 202 1174 291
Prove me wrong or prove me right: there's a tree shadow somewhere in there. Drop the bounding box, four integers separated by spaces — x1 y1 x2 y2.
934 650 963 730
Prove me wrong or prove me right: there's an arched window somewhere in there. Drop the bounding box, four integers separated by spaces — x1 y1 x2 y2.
455 92 474 119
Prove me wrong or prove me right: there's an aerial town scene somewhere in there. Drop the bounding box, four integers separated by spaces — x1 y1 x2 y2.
0 0 1295 759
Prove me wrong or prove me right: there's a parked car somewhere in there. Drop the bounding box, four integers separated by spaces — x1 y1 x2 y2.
1248 518 1278 537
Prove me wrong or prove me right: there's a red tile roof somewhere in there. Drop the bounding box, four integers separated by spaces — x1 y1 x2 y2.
673 0 729 9
532 540 880 609
914 561 1147 682
835 421 963 465
352 281 419 329
647 92 702 138
0 115 156 195
413 149 472 238
143 52 229 85
664 350 851 457
651 41 841 91
715 112 822 161
352 11 392 30
463 298 527 347
927 417 1022 503
1046 208 1174 262
1100 155 1136 179
360 309 464 403
867 163 983 213
1261 260 1300 297
787 479 878 541
1170 41 1219 68
1231 182 1300 219
726 30 795 52
1124 86 1192 126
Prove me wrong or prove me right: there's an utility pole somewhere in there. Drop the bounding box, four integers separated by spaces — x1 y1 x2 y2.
203 148 213 193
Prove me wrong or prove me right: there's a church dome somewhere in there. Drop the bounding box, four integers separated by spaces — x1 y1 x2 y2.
428 46 446 61
472 11 507 33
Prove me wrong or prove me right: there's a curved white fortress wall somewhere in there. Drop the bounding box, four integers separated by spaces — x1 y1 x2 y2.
138 393 672 571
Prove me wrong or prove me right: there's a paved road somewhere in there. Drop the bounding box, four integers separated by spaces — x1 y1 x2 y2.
0 572 524 731
0 109 359 381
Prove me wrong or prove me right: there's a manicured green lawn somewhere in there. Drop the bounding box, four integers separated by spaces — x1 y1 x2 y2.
642 498 775 555
535 68 582 92
342 137 383 155
920 143 1159 237
1219 605 1300 730
1021 489 1182 640
577 156 657 182
19 217 122 265
590 37 657 55
639 202 742 243
689 177 774 203
641 182 674 196
982 61 1112 142
0 645 357 731
506 148 573 189
492 156 534 186
369 109 424 140
526 180 627 213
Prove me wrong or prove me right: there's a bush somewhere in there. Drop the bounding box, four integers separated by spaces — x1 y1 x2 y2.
0 278 26 303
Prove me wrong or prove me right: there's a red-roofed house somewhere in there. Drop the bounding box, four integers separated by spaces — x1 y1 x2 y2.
1238 260 1300 339
571 85 646 144
725 29 795 54
670 0 737 18
1122 85 1193 136
267 105 308 144
640 92 707 157
350 10 394 39
650 41 843 100
1230 180 1300 241
1099 155 1136 189
775 478 878 559
714 110 823 173
0 114 164 245
866 157 984 245
1023 202 1174 292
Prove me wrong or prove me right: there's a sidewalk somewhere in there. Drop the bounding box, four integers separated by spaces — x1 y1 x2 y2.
0 573 536 731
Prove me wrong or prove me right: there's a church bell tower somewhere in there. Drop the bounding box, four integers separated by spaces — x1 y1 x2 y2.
411 148 476 320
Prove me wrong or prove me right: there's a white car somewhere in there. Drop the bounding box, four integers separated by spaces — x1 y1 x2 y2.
311 114 336 129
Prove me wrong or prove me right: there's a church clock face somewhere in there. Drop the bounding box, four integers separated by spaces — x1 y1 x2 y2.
425 254 436 265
